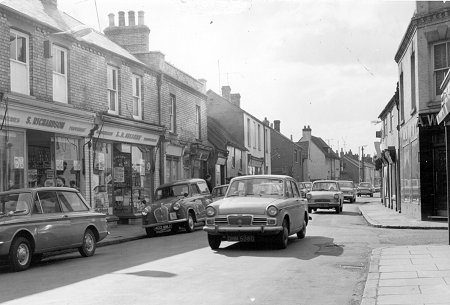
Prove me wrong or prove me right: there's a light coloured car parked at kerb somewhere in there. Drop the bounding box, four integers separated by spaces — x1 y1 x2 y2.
0 187 109 272
203 175 310 250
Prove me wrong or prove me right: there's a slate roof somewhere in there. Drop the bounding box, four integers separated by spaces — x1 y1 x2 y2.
207 116 247 152
310 136 340 159
0 0 144 65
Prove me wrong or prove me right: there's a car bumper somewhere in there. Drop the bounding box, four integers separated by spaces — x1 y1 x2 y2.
308 202 340 208
343 195 355 199
358 190 373 195
203 225 283 235
142 218 187 228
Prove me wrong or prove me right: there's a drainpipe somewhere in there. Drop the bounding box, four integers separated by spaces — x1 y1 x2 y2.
157 73 165 185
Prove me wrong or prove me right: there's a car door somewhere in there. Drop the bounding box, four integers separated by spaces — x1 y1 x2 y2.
189 183 207 220
290 180 304 231
34 190 72 252
284 180 301 232
57 190 91 247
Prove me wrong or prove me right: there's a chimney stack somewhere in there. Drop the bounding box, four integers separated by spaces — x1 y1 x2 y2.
128 11 135 26
221 86 231 101
138 11 145 25
118 11 125 26
302 125 312 140
108 13 115 26
230 93 241 108
274 120 280 132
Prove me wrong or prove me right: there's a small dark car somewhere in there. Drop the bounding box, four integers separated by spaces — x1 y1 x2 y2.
141 179 212 237
357 182 374 197
0 187 109 272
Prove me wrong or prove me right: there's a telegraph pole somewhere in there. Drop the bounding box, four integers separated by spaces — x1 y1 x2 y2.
361 146 365 182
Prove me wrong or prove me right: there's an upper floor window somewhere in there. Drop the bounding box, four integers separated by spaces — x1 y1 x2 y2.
107 65 119 114
247 118 251 147
253 121 256 148
52 45 68 103
10 30 29 95
434 42 450 96
399 72 405 122
294 150 298 163
195 105 201 139
258 124 261 151
169 94 176 133
410 51 416 112
132 74 142 119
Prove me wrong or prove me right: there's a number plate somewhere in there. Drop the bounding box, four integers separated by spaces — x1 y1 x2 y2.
154 224 172 233
227 235 255 242
169 212 177 220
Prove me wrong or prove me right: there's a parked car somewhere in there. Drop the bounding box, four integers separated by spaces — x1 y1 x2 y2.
211 184 229 202
298 181 312 198
141 179 212 237
0 187 109 272
203 175 309 250
337 180 357 203
306 180 344 213
357 182 374 197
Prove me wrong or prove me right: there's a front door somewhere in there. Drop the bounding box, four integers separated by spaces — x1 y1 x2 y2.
433 145 447 217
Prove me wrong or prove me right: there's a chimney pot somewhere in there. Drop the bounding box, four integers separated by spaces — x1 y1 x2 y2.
128 11 135 26
274 120 280 132
108 13 115 26
138 11 145 25
118 11 125 26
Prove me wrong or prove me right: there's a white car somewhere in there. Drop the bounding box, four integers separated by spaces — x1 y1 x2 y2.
306 180 344 214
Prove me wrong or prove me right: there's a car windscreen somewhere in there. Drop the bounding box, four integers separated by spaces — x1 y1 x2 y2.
312 182 338 191
227 178 284 198
0 192 32 216
155 184 189 200
338 182 354 188
360 183 371 187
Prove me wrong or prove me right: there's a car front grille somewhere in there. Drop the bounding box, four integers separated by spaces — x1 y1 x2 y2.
214 217 228 224
314 199 331 203
252 217 267 225
213 215 268 225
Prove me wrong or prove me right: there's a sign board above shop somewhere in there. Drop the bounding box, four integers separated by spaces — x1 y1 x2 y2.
95 125 159 146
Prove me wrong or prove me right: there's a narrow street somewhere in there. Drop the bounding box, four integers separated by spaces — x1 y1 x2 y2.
0 196 447 305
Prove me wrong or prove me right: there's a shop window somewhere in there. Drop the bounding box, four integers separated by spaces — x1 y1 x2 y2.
53 45 68 103
107 65 119 114
55 136 81 189
0 130 25 191
94 142 112 214
10 29 29 95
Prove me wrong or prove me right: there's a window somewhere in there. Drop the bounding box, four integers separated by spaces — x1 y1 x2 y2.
195 105 201 139
253 122 256 148
166 156 180 182
294 150 298 163
197 181 210 194
107 65 119 114
389 112 393 133
52 45 68 103
10 29 29 95
433 42 450 96
169 94 176 132
132 74 142 119
231 147 236 169
247 118 251 147
239 150 243 170
410 51 416 112
258 124 261 151
57 191 89 212
37 191 61 214
399 72 405 122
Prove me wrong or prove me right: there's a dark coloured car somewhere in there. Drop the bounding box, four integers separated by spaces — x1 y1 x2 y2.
0 187 109 272
298 181 312 198
204 175 309 250
337 180 357 203
212 184 229 202
357 182 374 197
141 179 213 237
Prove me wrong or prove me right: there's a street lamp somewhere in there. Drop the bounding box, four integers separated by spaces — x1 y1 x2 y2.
359 145 367 183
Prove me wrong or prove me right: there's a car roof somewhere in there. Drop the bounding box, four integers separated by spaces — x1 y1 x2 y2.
338 180 354 183
157 178 206 188
231 174 292 181
0 187 79 195
313 180 338 183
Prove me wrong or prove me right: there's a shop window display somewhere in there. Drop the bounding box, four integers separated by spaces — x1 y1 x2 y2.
0 130 25 191
93 142 113 214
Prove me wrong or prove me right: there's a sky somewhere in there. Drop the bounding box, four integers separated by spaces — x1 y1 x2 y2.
59 0 417 157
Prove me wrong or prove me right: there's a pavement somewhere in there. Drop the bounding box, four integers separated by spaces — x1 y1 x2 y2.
97 199 450 305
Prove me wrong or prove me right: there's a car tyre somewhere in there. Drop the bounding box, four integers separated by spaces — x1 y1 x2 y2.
335 206 340 214
297 219 306 239
78 229 96 257
340 204 343 212
208 234 221 250
145 227 156 237
370 194 373 197
276 219 289 249
185 212 195 233
308 207 312 214
9 237 32 272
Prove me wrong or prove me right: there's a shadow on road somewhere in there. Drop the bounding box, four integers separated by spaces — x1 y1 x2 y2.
213 235 344 260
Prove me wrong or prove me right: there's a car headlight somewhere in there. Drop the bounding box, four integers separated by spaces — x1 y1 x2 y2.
267 205 278 217
334 194 339 200
206 206 216 217
173 202 180 211
141 206 151 216
306 193 312 200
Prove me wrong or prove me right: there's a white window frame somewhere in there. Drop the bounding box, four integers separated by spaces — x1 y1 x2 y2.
107 65 119 115
132 74 142 120
10 29 30 95
195 105 201 139
258 124 261 151
247 118 251 147
169 95 176 133
52 44 68 103
433 41 450 97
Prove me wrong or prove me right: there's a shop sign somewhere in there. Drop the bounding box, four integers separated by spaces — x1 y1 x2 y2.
96 126 159 146
4 108 90 136
417 113 439 127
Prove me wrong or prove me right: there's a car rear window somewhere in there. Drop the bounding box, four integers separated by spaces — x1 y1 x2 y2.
0 192 32 215
338 182 354 188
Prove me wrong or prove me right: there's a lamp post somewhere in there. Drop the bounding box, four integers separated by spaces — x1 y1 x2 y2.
359 145 367 183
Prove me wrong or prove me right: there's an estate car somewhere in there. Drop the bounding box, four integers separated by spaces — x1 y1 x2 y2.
0 187 109 272
203 175 309 250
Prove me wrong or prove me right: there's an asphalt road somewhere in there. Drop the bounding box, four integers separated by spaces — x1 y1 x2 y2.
0 196 448 305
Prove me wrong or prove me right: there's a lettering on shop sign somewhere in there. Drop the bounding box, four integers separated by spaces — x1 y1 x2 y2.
115 131 142 141
0 115 20 124
69 126 86 132
26 116 65 129
417 114 438 127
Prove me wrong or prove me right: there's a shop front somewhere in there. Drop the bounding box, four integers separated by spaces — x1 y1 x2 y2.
0 95 94 197
248 155 264 175
92 114 163 221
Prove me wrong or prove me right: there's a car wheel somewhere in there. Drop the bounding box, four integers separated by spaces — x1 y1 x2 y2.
78 229 96 257
308 207 312 214
297 219 306 239
185 212 195 233
145 227 156 238
370 194 373 197
8 237 32 272
208 234 221 250
335 206 340 214
340 204 343 212
276 219 289 249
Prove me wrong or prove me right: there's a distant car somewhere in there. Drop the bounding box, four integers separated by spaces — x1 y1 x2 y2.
141 179 212 237
357 182 374 197
0 187 109 272
337 180 357 203
306 180 344 214
298 181 312 198
211 184 229 202
203 175 309 250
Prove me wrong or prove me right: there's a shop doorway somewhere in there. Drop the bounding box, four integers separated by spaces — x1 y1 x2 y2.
433 144 447 217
